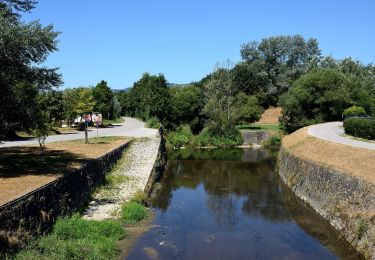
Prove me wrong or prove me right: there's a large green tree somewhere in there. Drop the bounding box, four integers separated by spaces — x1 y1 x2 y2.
123 73 172 126
203 64 262 136
92 80 114 120
63 87 95 125
169 85 204 133
0 0 61 138
238 35 321 106
279 69 371 133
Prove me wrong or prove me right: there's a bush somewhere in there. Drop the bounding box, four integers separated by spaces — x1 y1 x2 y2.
344 118 375 140
167 124 193 148
121 202 147 223
343 106 367 119
146 117 160 129
192 127 243 148
263 135 282 147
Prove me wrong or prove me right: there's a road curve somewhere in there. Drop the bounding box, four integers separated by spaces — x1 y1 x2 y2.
308 121 375 150
0 117 158 148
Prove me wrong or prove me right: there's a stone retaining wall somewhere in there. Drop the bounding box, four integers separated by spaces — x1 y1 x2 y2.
241 130 271 145
144 126 167 196
0 141 130 251
278 147 375 259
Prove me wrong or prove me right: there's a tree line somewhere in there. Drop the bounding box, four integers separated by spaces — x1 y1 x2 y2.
1 0 374 143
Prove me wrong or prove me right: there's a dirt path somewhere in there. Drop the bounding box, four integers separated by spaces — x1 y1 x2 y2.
82 137 160 220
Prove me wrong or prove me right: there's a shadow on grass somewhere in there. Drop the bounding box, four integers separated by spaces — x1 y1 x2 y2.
0 147 88 178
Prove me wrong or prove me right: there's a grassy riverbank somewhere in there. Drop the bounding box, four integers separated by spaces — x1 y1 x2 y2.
14 193 150 259
6 138 153 259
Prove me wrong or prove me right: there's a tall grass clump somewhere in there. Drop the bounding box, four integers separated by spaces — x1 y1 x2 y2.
16 215 126 260
121 201 148 223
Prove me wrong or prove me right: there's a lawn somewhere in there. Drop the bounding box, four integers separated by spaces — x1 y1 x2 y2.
236 123 281 131
0 136 131 206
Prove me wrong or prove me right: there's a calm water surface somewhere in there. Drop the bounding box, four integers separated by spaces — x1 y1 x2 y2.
126 148 361 260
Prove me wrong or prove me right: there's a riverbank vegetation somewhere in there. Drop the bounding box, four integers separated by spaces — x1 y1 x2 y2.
15 216 126 260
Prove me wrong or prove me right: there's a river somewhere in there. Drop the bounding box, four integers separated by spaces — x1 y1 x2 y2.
125 148 361 260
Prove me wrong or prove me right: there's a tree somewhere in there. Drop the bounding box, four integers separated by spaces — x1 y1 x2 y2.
239 35 321 106
203 62 262 136
63 87 95 125
122 73 172 126
92 80 114 120
0 0 61 139
279 69 371 133
38 90 64 125
169 85 204 133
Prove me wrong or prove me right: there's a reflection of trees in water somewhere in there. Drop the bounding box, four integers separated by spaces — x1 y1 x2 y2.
150 149 287 223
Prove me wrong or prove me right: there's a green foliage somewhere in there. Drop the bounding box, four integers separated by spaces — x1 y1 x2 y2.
344 118 375 140
121 201 148 223
167 124 193 148
279 69 370 133
192 127 243 148
93 80 115 119
0 6 61 138
202 63 263 137
146 117 161 129
169 85 205 133
343 106 367 118
15 215 126 260
120 73 172 126
63 87 95 125
262 135 282 147
32 111 51 150
357 220 368 240
239 35 321 106
38 90 64 126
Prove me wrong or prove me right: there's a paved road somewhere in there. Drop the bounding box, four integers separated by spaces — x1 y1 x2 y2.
308 121 375 150
0 117 158 148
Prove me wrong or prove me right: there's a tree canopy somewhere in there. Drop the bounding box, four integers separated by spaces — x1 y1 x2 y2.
93 80 114 119
237 35 321 107
0 0 61 138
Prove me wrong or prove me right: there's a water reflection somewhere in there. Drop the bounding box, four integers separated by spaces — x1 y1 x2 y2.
127 148 361 260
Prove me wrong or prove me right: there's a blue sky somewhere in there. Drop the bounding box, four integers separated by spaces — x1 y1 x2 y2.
24 0 375 90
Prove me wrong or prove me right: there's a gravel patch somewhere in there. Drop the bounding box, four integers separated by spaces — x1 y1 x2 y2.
82 137 160 220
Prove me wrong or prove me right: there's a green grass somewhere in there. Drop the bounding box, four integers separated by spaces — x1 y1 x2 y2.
15 215 126 260
121 201 148 223
236 123 280 131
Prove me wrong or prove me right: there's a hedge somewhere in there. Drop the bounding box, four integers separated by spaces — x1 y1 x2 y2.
343 106 367 119
344 118 375 140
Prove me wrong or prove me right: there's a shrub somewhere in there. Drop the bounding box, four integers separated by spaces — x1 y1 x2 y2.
192 127 243 148
121 201 147 223
263 135 282 147
343 106 367 119
146 117 160 129
167 124 193 148
344 118 375 140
